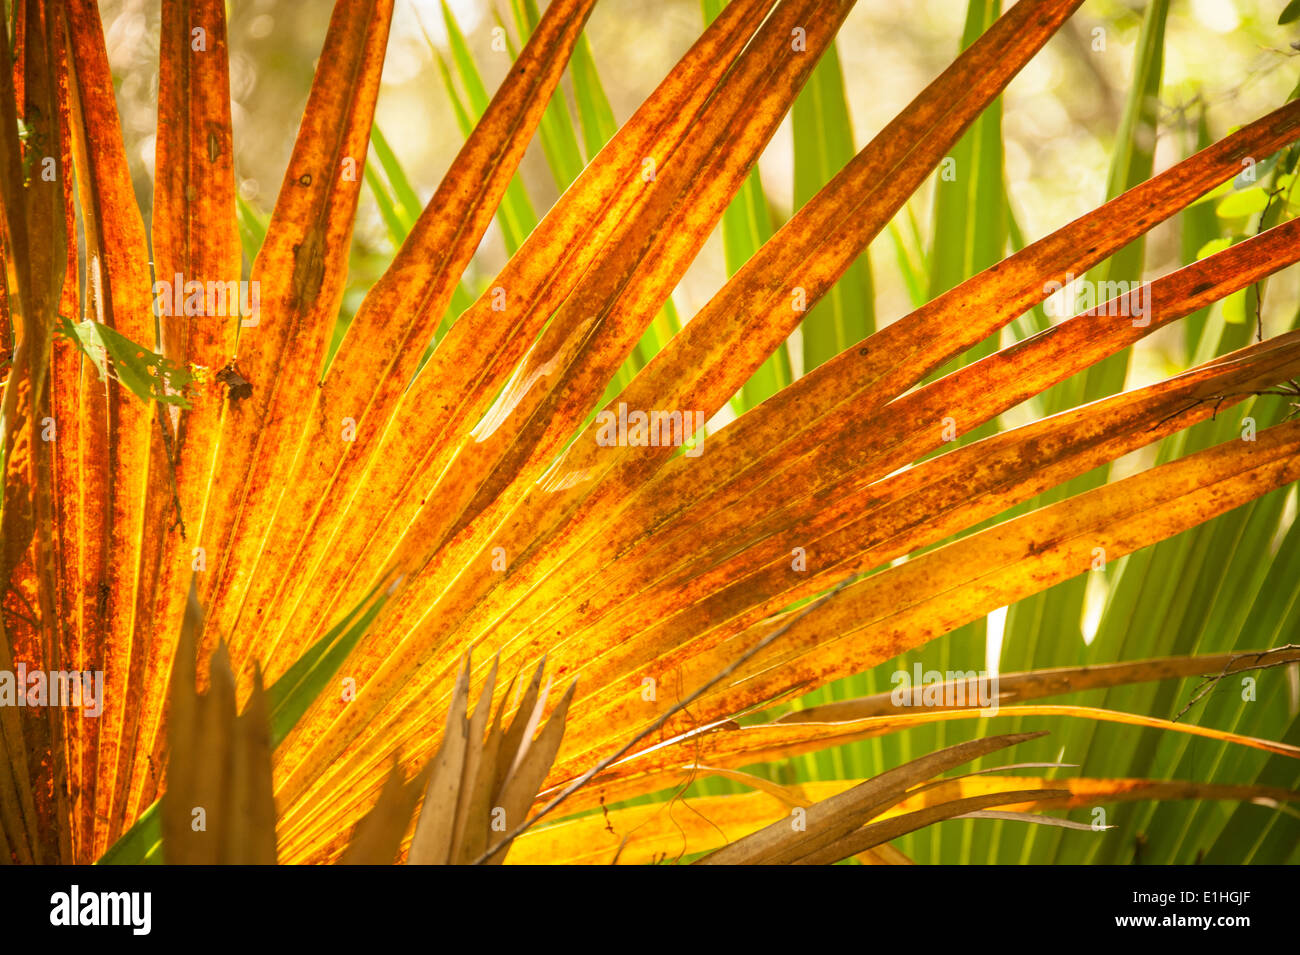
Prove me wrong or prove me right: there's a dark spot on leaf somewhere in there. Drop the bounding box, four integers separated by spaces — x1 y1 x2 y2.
291 227 327 307
858 347 868 356
298 173 312 186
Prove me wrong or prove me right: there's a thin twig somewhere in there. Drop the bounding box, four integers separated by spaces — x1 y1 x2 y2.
1172 645 1300 722
1149 380 1300 432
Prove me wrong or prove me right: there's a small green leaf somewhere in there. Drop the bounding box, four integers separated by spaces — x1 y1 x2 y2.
1215 186 1270 219
1195 236 1232 260
1222 287 1248 324
57 317 193 407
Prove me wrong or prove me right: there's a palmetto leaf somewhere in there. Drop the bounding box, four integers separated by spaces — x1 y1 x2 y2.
1 0 1298 867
